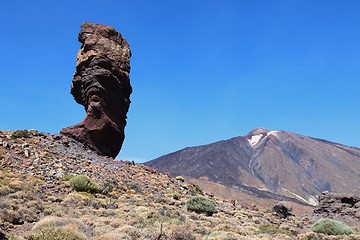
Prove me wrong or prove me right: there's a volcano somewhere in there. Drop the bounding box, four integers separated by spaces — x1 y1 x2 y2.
145 128 360 205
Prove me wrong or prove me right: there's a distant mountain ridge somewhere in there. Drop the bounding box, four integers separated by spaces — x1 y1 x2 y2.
145 128 360 206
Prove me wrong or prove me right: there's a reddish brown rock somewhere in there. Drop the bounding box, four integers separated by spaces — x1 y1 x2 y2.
61 22 132 158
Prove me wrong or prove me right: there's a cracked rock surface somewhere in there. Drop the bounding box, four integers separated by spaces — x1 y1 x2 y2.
61 22 132 158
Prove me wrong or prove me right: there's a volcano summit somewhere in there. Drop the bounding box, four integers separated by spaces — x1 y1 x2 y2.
146 128 360 206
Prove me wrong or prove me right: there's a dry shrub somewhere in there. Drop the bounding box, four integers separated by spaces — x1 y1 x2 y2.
25 175 45 185
0 149 4 161
352 225 360 234
43 205 66 217
25 226 86 240
94 230 131 240
0 200 42 224
109 218 123 228
213 223 255 236
32 216 74 232
258 223 293 236
206 230 241 240
63 192 92 207
168 225 197 240
22 207 41 223
31 216 90 237
7 180 23 190
297 232 322 240
0 209 22 224
117 225 142 239
238 226 258 236
0 169 19 182
214 224 235 232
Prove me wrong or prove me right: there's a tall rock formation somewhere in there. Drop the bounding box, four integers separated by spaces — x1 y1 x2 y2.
61 22 132 158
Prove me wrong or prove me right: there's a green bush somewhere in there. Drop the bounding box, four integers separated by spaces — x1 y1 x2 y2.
11 130 31 139
69 175 100 193
173 193 182 200
186 196 217 216
312 218 354 235
25 227 86 240
60 174 73 181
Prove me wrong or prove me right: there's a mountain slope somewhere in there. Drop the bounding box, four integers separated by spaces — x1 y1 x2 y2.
145 128 360 205
2 129 360 239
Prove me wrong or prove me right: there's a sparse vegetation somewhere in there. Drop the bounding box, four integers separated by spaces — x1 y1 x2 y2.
193 183 204 195
60 174 74 181
168 225 196 240
312 218 354 235
186 196 217 216
258 223 293 236
100 179 115 195
187 182 204 195
173 192 182 200
11 130 31 139
2 130 360 240
207 231 239 240
32 216 77 232
69 175 100 193
25 227 86 240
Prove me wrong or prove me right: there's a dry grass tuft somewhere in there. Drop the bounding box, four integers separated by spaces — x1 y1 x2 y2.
25 226 86 240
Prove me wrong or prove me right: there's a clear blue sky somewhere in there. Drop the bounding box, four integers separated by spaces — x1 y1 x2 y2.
1 1 359 162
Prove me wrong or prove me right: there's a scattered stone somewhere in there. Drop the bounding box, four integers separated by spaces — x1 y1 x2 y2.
143 165 157 174
127 189 136 194
1 129 359 239
52 134 61 140
175 176 185 182
24 149 30 158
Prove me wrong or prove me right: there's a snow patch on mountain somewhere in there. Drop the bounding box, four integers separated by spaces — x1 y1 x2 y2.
267 131 279 136
248 134 262 146
247 130 281 147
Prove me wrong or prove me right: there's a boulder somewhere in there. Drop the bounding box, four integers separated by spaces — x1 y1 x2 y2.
314 192 360 219
272 201 294 218
61 22 132 158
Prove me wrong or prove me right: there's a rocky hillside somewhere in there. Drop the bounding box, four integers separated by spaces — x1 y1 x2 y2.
145 128 360 206
1 129 359 239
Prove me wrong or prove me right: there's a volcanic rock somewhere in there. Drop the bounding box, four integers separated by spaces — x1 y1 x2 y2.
61 22 132 158
314 192 360 220
272 201 294 218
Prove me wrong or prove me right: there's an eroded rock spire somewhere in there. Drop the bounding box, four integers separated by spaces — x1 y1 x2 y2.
61 22 132 158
